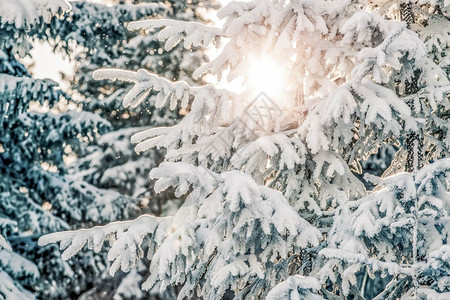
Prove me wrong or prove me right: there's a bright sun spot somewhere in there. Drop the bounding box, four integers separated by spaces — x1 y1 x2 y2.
245 55 286 99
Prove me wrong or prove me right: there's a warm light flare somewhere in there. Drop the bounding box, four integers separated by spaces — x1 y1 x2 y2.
245 55 287 99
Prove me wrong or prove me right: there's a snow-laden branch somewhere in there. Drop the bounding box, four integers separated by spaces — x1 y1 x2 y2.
266 275 324 300
0 74 59 96
0 250 39 280
0 0 71 28
38 215 173 275
299 20 425 156
318 249 414 297
141 162 322 297
39 161 321 298
321 159 450 297
127 85 237 153
93 68 191 109
231 134 305 171
127 19 222 51
415 158 450 193
320 248 412 275
366 158 450 197
94 68 240 154
0 235 11 251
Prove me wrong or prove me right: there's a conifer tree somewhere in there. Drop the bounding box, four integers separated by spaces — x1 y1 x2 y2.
0 1 140 298
320 159 450 299
69 0 215 210
40 0 449 299
340 0 448 188
318 1 450 298
51 1 216 298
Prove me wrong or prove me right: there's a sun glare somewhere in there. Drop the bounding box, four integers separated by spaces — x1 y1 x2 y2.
245 55 286 99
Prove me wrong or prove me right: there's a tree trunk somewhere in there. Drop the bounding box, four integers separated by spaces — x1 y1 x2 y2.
400 3 423 173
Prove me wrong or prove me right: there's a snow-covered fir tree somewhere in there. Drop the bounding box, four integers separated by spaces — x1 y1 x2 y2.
40 0 449 299
366 0 449 74
51 1 216 298
352 0 449 191
318 1 450 299
69 0 215 209
320 159 450 299
0 1 142 298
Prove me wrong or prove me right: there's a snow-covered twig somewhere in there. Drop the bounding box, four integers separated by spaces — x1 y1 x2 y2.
39 215 173 275
128 19 222 50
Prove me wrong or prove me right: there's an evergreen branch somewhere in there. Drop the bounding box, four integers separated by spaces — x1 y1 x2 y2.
38 215 173 275
128 19 222 51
